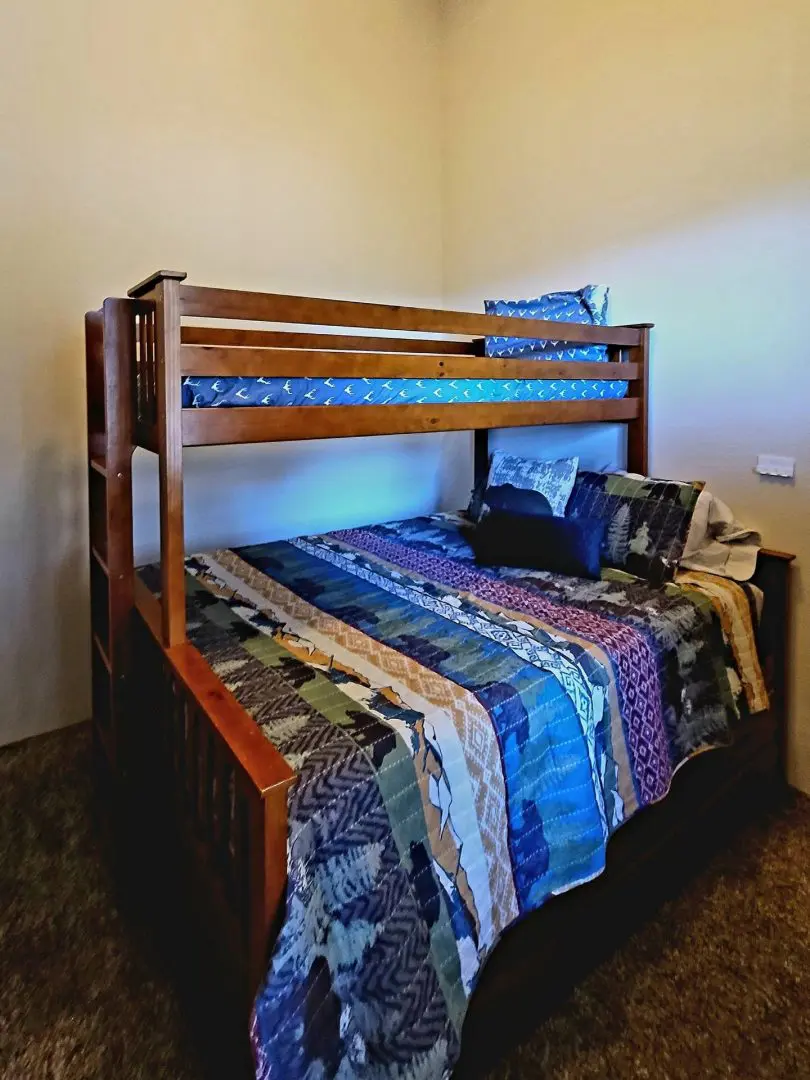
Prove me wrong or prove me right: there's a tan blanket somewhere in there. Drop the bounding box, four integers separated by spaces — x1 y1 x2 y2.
675 569 769 714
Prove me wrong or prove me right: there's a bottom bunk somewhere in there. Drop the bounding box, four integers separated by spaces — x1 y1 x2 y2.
106 513 790 1080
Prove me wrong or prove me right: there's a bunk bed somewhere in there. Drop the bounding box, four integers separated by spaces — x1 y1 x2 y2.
85 270 793 1079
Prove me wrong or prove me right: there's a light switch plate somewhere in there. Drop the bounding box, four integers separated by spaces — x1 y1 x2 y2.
756 454 796 478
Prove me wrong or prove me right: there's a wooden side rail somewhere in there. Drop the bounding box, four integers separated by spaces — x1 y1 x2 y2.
177 283 643 347
179 347 640 382
182 399 640 447
181 326 480 353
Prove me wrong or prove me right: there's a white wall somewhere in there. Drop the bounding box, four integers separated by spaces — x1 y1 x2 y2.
0 0 443 746
441 0 810 789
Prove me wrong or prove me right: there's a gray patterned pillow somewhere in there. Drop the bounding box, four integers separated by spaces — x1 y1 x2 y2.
479 451 580 519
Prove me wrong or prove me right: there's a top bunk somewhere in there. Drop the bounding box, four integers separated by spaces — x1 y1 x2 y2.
113 269 651 454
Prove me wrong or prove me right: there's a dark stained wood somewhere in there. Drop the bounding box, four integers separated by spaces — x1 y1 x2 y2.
128 269 188 299
474 430 489 490
752 550 795 779
179 345 639 382
248 784 290 996
626 325 650 475
182 325 477 354
182 399 641 447
134 422 159 454
154 279 187 647
85 299 137 784
759 548 797 562
179 285 643 348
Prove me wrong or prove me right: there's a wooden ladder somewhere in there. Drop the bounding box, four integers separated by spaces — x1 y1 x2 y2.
85 299 135 786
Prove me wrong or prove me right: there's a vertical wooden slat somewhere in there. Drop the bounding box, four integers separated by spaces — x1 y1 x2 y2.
186 705 199 808
474 429 489 491
626 324 651 475
155 278 187 646
247 782 291 996
85 300 136 783
103 300 136 678
199 728 214 835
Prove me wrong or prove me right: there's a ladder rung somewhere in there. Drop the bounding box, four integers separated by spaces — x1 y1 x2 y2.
89 455 107 478
93 633 112 673
91 545 109 576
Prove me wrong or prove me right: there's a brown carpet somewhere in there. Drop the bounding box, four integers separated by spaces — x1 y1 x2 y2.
2 724 809 1080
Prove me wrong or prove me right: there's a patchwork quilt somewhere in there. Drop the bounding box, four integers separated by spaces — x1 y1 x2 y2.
159 513 743 1080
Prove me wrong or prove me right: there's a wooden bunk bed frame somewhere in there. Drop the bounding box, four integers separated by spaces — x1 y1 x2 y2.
86 270 793 1073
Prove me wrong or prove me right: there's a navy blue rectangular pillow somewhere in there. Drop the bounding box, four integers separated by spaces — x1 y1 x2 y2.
470 510 607 580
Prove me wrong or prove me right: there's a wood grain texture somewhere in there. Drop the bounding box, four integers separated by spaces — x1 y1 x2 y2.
155 279 187 646
247 784 290 996
179 285 642 347
128 269 187 299
181 326 476 354
179 345 639 382
626 326 650 475
101 298 136 686
182 399 640 446
86 299 137 783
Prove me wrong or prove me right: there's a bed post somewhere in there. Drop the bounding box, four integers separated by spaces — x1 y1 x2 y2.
86 298 136 785
128 270 188 647
474 429 490 490
625 323 652 475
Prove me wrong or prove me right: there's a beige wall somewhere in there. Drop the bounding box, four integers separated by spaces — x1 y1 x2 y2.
442 0 810 788
0 0 443 746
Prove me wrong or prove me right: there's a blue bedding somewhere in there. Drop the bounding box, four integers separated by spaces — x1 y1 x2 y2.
143 514 740 1080
181 375 628 408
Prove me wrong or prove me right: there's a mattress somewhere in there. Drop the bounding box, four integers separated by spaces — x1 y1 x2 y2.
181 374 629 408
139 513 743 1080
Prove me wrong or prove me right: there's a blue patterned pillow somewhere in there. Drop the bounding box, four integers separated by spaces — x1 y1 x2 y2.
484 285 609 362
478 451 579 520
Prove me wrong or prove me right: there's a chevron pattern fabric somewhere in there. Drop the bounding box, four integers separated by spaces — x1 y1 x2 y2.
484 285 610 362
139 512 741 1080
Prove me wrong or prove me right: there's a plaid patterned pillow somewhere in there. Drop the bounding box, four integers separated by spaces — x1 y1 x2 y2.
566 471 703 584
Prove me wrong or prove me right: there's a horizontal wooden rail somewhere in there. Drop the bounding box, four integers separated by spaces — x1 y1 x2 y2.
180 345 639 382
182 398 639 446
181 326 477 354
180 285 642 347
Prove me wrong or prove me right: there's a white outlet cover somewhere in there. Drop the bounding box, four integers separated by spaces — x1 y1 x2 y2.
756 454 795 478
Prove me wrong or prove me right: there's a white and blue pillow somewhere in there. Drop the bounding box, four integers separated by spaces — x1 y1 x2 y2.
474 451 579 522
484 285 609 363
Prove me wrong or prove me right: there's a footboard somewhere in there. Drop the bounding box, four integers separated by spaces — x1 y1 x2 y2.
131 602 295 1005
